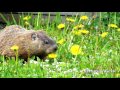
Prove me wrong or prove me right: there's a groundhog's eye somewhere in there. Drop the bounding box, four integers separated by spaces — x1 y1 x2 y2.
44 40 49 44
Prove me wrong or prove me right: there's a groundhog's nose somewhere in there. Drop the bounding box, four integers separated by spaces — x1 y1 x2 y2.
54 45 58 51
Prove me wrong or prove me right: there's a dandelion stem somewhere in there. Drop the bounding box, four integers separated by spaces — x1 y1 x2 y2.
15 50 19 72
73 55 78 62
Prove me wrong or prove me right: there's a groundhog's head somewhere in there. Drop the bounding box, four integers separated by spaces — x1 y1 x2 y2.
28 30 57 58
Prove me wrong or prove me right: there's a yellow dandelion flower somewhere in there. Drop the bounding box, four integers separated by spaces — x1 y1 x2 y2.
25 21 30 26
57 39 65 45
72 30 81 35
57 23 65 29
70 45 83 55
80 15 88 20
73 24 84 30
48 53 57 59
80 29 89 34
101 32 108 38
66 17 75 22
117 28 120 32
23 16 31 21
108 24 118 28
11 45 19 51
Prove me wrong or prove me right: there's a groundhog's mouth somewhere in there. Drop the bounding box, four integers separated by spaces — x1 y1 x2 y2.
38 52 55 60
46 45 57 54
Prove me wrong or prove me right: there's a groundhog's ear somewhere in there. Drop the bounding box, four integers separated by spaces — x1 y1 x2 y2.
31 33 38 41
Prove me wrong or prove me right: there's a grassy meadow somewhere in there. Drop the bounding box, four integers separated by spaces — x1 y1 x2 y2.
0 12 120 78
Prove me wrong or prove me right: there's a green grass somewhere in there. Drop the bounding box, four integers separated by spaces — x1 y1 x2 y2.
0 12 120 78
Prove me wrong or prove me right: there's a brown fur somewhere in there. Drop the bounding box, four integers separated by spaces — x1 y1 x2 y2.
0 25 57 62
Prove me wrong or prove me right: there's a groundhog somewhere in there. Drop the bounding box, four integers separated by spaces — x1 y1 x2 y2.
0 25 57 62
